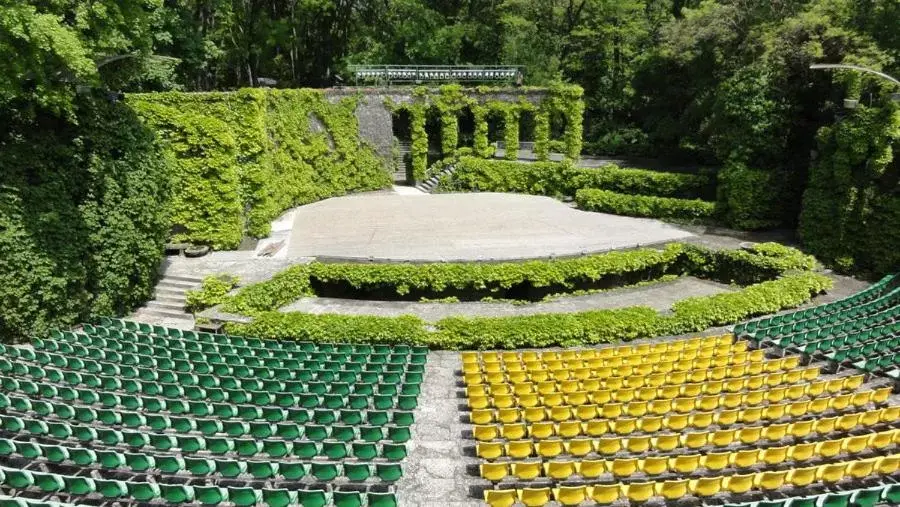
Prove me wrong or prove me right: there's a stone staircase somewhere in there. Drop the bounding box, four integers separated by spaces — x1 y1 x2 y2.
131 274 202 328
414 162 457 193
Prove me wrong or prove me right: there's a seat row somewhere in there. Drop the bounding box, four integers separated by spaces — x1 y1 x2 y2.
462 335 736 364
465 345 755 374
0 466 398 507
465 355 797 386
760 307 899 346
474 409 899 457
32 336 427 367
466 367 823 399
483 458 900 506
0 438 404 482
479 432 899 481
751 292 900 341
724 483 900 507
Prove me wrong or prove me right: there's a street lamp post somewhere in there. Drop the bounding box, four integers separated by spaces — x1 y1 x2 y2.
810 63 900 105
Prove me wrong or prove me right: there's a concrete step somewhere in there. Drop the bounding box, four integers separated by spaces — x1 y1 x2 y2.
163 275 204 284
134 306 192 320
156 279 201 291
155 289 188 300
154 294 187 305
147 300 187 312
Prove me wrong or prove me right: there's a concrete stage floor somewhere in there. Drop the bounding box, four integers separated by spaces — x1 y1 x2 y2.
286 192 694 262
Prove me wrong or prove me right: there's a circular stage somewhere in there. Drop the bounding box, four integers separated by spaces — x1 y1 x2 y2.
285 192 694 262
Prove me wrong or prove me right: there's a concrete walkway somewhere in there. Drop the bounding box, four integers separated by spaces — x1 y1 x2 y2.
279 277 733 321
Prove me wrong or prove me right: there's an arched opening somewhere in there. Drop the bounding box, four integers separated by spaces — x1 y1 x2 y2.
550 110 568 153
458 107 475 150
486 111 504 153
519 110 535 148
391 109 413 183
425 106 443 167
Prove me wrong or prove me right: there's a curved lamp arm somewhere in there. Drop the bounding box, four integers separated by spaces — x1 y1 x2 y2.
810 63 900 88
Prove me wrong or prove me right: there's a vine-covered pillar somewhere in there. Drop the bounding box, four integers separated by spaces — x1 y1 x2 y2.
472 105 490 158
503 107 520 161
563 99 584 161
440 112 459 157
409 105 428 183
534 108 551 161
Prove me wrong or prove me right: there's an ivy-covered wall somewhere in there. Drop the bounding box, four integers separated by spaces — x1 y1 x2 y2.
799 101 900 277
129 89 392 249
386 85 584 181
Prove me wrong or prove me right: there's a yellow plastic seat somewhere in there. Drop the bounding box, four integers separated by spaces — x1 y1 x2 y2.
836 412 861 432
702 451 730 471
760 446 788 465
765 372 785 387
740 407 763 424
755 470 788 490
473 425 499 441
681 383 703 397
825 378 845 394
786 384 806 400
716 409 740 425
652 433 680 451
842 434 870 454
527 422 553 439
564 392 588 406
881 405 900 422
656 479 689 500
612 418 636 435
762 423 788 441
670 454 701 474
788 466 817 487
493 394 516 408
490 384 512 396
869 429 896 449
814 416 837 434
534 440 563 458
830 393 852 411
508 371 528 383
788 400 809 417
763 403 787 420
557 421 582 439
477 442 504 460
498 408 521 424
469 396 491 410
710 428 736 447
480 463 508 481
517 394 540 408
789 419 813 438
843 374 864 390
784 368 803 383
519 487 552 507
726 473 755 493
816 438 843 458
614 387 636 403
544 460 576 480
743 390 765 405
590 389 612 405
690 411 714 429
626 401 647 417
552 486 586 506
723 377 745 393
860 409 881 427
873 386 892 404
584 419 608 437
484 489 517 507
690 476 723 497
574 404 597 421
816 462 848 483
590 484 619 504
665 413 689 430
540 393 564 408
721 392 743 409
649 399 672 415
548 406 571 422
564 438 592 457
601 403 622 419
512 382 535 395
624 435 651 453
731 449 760 468
789 442 816 462
471 409 495 425
558 380 579 394
737 426 762 445
807 379 826 396
682 431 708 450
875 454 900 474
578 459 605 479
523 407 546 423
610 458 639 477
641 456 669 475
596 436 622 455
673 397 695 413
847 458 877 478
505 440 533 459
638 416 663 433
623 482 654 502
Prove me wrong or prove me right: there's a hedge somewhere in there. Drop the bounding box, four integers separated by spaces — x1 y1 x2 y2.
219 242 817 313
441 157 711 199
225 271 832 349
575 188 717 221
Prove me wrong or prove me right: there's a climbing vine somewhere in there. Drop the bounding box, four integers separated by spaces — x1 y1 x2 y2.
534 109 551 161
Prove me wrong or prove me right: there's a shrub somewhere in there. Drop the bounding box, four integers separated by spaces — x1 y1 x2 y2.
717 160 784 230
185 275 239 313
229 271 831 349
575 188 717 221
442 157 711 199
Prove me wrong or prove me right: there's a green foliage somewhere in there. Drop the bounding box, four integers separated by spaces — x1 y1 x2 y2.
232 271 831 349
442 157 711 199
131 88 391 246
533 111 551 161
576 189 716 221
799 102 900 276
185 275 239 314
717 160 785 230
0 95 171 341
220 241 816 312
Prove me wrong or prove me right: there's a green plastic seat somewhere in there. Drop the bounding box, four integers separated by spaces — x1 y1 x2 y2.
382 443 407 460
69 448 97 466
130 482 162 501
184 457 216 475
247 461 278 479
95 478 127 498
159 484 194 504
262 489 295 507
820 492 851 507
388 426 411 443
367 492 398 507
884 484 900 504
276 422 301 439
170 416 195 433
217 459 247 478
293 441 319 459
367 411 389 426
150 434 177 451
228 487 262 507
322 442 349 460
235 438 262 457
32 472 64 492
194 486 228 505
360 425 384 442
96 450 125 468
850 487 883 507
352 442 378 460
297 489 328 507
279 461 306 480
197 419 223 436
155 455 186 474
24 420 48 436
313 409 336 425
249 421 273 439
125 452 155 472
304 424 328 441
310 462 339 481
262 439 291 458
332 425 356 442
223 420 250 437
397 395 417 411
344 463 371 481
177 435 205 453
392 411 414 426
16 442 40 459
72 425 98 442
145 413 171 431
63 476 96 495
333 490 363 507
206 437 233 455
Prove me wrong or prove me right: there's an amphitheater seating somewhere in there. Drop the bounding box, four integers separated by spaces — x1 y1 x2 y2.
0 317 426 506
735 273 900 378
465 334 900 506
